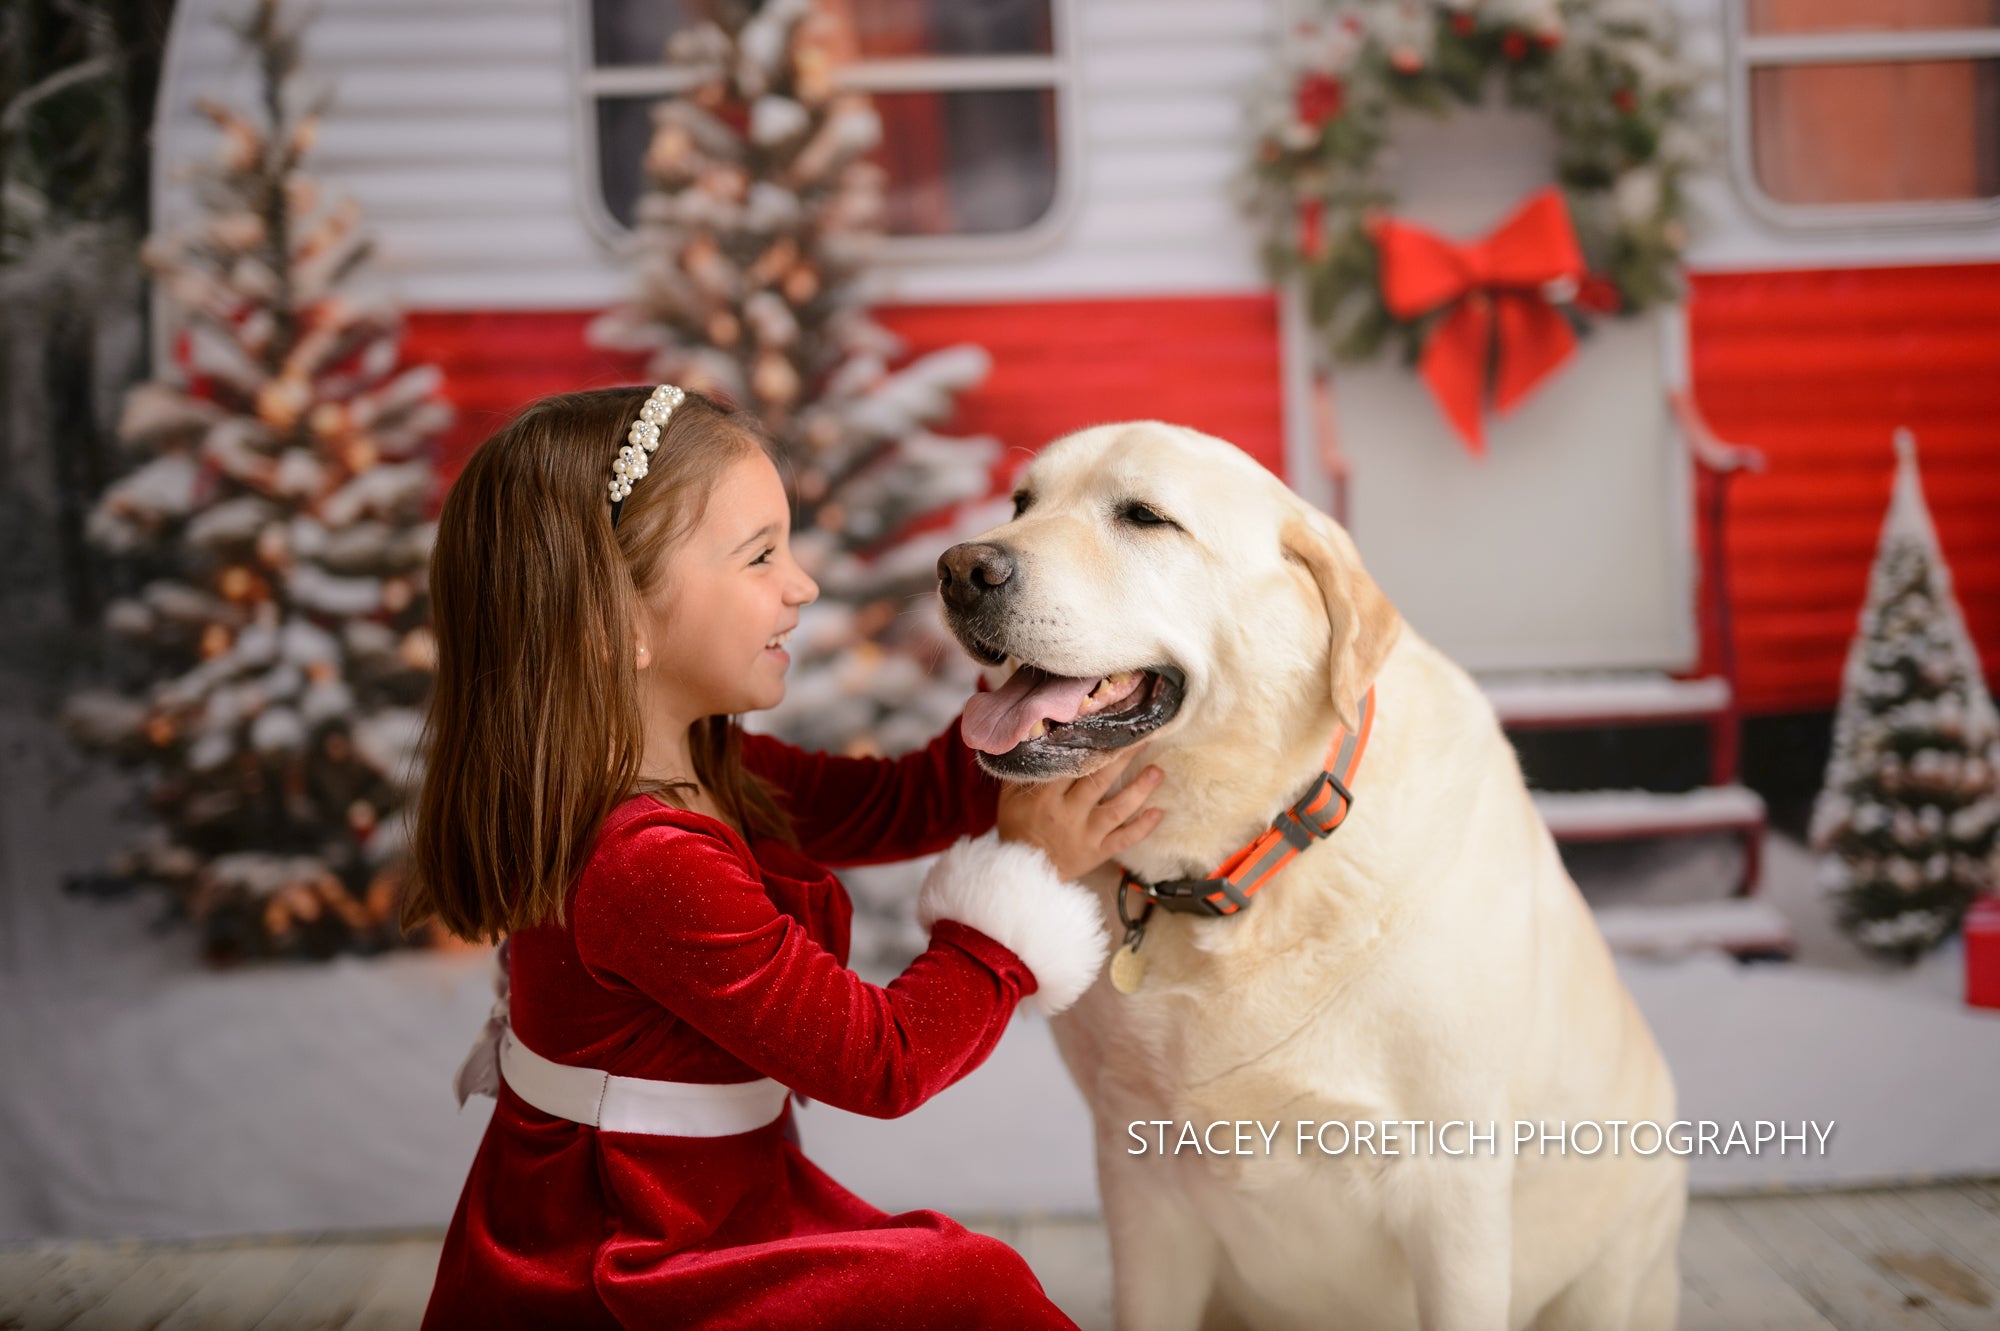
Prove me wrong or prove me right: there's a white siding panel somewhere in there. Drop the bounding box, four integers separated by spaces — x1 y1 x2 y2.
361 216 598 267
1087 96 1245 150
332 166 580 217
1087 144 1245 197
384 268 630 309
310 117 571 165
1067 193 1248 244
330 0 554 12
173 12 564 65
1080 44 1268 94
1078 0 1275 45
156 0 1286 311
317 68 573 115
298 16 566 63
159 0 2000 306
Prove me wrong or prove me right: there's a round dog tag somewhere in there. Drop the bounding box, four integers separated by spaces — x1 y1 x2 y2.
1109 941 1147 994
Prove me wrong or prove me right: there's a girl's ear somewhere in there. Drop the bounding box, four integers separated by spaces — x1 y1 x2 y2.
635 630 652 671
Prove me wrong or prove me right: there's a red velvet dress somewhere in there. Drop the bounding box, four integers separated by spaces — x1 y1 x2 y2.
420 711 1080 1331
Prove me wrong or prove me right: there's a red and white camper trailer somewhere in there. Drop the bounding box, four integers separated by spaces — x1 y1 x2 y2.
152 0 2000 918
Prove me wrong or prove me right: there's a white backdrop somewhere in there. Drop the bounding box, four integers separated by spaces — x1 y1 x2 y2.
6 696 1996 1246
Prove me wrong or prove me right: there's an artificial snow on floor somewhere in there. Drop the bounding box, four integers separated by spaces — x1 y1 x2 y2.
3 709 1997 1242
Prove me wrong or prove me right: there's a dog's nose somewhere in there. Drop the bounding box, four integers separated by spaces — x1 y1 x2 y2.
937 542 1016 612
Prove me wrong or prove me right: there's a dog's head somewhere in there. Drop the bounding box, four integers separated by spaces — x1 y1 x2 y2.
937 421 1402 781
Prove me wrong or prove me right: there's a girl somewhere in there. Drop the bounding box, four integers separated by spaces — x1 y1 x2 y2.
404 385 1166 1329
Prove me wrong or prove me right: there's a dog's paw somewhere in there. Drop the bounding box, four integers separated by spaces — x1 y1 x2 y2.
918 829 1112 1016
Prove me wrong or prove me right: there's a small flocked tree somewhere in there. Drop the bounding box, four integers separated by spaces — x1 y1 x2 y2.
1810 429 2000 963
589 0 1004 763
63 0 453 962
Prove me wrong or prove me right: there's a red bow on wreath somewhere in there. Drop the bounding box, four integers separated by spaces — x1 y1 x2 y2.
1368 187 1586 456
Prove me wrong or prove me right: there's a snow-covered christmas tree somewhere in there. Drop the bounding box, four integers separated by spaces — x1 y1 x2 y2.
589 0 1005 762
1809 429 2000 963
63 0 453 963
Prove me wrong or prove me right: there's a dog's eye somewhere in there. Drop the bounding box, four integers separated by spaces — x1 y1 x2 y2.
1011 491 1031 518
1122 502 1172 528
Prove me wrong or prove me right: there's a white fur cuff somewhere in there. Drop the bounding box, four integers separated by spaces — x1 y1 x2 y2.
917 829 1112 1017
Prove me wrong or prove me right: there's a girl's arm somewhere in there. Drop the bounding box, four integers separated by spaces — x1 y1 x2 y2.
740 690 1001 867
573 808 1109 1119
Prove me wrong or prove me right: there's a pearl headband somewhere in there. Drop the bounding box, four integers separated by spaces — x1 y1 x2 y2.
608 383 687 529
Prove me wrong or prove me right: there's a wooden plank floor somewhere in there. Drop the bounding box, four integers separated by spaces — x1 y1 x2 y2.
3 1181 1996 1330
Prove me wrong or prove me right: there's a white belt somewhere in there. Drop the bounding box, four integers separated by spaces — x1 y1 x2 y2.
499 1026 791 1137
452 940 790 1138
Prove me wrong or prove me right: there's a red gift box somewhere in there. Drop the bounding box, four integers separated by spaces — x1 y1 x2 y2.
1968 895 2000 1010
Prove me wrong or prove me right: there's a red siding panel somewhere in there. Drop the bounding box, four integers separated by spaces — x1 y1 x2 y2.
402 292 1288 495
1687 264 2000 714
401 310 646 480
877 294 1287 481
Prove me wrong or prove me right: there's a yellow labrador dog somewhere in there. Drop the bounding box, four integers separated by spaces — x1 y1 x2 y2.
935 422 1684 1331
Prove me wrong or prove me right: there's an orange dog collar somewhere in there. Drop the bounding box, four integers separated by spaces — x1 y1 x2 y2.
1113 684 1376 947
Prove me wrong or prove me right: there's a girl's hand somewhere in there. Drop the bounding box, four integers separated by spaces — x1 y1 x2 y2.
995 742 1165 881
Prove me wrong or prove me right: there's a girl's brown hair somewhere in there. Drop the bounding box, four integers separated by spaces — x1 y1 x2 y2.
402 386 799 943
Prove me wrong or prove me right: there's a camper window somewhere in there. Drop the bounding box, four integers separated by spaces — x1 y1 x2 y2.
1728 0 2000 227
579 0 1070 249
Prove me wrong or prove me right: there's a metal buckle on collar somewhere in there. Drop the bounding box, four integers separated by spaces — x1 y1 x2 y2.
1116 868 1155 932
1118 867 1246 920
1277 768 1354 851
1115 764 1356 933
1151 874 1250 916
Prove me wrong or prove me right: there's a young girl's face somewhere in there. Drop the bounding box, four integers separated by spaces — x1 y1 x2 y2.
636 449 818 721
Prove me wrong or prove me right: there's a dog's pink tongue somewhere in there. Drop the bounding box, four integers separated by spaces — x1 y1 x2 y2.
961 667 1098 754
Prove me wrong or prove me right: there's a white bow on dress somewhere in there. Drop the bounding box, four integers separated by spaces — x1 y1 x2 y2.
453 936 511 1108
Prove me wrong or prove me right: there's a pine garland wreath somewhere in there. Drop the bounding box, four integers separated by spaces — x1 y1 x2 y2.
1809 430 2000 963
63 0 453 962
589 0 1002 760
1242 0 1706 370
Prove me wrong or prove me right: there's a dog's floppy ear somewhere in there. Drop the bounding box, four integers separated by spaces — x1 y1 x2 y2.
1279 504 1403 733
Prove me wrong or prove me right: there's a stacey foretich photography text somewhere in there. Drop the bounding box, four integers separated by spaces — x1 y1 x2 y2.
1127 1120 1838 1159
